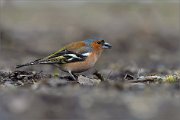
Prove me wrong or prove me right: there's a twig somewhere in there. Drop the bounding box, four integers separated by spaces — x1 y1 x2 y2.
128 76 164 83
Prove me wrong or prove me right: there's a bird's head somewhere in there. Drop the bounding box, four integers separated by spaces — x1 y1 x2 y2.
84 39 112 51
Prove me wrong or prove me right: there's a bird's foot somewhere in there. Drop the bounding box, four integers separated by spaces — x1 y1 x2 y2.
59 74 78 81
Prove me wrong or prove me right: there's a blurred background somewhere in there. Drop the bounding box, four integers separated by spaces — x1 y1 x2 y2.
0 0 180 73
0 1 180 120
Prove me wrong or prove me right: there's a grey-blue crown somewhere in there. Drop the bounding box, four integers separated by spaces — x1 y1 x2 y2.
84 38 104 45
84 39 95 45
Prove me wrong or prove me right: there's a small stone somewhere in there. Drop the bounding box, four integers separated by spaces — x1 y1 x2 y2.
78 75 101 85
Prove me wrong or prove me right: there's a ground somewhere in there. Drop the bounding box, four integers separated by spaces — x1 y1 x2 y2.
0 63 180 120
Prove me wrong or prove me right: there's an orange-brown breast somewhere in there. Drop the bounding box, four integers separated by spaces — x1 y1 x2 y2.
60 53 100 73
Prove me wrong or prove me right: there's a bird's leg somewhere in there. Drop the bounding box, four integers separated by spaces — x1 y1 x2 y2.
68 71 78 80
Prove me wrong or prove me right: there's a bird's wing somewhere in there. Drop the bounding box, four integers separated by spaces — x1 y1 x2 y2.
38 43 92 64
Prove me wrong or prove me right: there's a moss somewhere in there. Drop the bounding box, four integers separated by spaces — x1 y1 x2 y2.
164 75 178 83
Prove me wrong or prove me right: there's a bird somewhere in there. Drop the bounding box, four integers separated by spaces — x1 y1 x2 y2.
16 38 112 80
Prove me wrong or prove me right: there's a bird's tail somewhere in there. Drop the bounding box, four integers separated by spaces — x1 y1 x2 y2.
16 59 42 68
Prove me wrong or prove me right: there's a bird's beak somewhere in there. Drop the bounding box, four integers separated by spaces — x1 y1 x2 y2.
102 42 112 49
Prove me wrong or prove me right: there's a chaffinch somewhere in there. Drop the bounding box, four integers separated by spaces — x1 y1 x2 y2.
16 38 112 80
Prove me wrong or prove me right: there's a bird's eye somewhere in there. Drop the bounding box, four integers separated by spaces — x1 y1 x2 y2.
101 40 105 44
97 40 104 45
97 41 102 44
